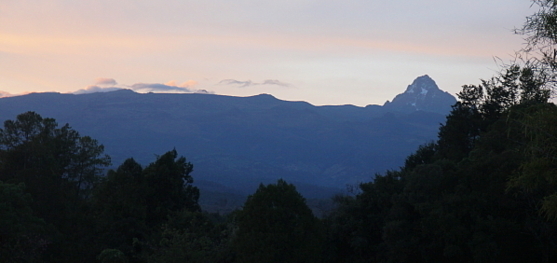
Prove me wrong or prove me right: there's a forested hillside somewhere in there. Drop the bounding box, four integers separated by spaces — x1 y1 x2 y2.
0 76 450 202
325 65 557 262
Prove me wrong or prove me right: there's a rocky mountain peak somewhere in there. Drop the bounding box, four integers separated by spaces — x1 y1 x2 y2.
383 75 456 115
404 75 438 95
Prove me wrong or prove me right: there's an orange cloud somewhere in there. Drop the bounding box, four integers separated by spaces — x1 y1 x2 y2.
164 80 198 88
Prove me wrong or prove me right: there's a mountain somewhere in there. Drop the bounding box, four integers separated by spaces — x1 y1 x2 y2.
383 75 456 114
0 76 454 211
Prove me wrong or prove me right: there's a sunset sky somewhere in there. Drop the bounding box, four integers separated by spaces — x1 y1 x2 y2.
0 0 536 106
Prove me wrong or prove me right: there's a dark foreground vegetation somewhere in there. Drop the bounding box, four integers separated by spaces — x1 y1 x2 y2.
4 1 557 262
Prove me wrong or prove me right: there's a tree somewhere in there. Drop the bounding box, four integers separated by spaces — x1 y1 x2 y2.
323 2 557 262
0 181 49 262
324 170 405 263
232 179 323 263
518 0 557 71
92 151 201 261
0 112 110 207
0 112 111 262
143 149 200 227
437 63 550 162
505 104 557 219
92 158 148 258
142 210 233 263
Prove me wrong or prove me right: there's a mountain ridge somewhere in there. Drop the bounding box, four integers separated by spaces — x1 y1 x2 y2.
0 76 455 203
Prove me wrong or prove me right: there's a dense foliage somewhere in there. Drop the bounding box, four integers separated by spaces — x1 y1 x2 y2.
4 83 557 262
0 113 204 262
323 72 557 262
320 3 557 258
231 179 322 263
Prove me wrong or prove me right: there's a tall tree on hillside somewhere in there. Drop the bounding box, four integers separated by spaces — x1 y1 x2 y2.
92 150 202 261
437 63 550 161
143 149 200 227
0 111 110 204
0 111 111 262
232 179 323 263
504 0 557 221
92 158 148 258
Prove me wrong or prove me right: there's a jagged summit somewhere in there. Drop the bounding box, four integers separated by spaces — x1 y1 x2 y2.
383 75 456 115
404 75 438 94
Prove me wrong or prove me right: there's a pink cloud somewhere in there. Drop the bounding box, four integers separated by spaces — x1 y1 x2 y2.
73 78 209 95
94 78 118 86
164 80 198 88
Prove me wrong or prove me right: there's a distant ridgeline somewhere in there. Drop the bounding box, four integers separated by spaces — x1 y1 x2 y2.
0 75 455 201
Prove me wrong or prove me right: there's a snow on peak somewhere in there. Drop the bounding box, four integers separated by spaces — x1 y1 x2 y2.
404 75 438 95
383 74 456 114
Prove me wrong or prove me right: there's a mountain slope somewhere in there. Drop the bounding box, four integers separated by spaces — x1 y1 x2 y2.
0 76 454 201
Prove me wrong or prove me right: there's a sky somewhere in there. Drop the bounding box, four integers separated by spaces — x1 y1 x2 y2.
0 0 538 106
